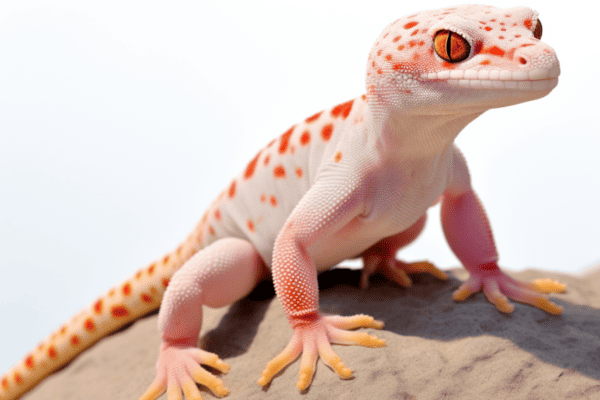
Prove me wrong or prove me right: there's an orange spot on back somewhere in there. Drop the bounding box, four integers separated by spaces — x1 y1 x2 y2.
162 278 170 288
274 165 286 178
48 346 57 359
84 318 95 332
331 99 354 119
60 325 67 335
14 372 23 385
214 209 221 221
148 264 156 275
392 36 401 42
321 124 333 141
108 289 115 297
122 283 131 296
228 180 236 198
135 270 142 280
524 18 532 29
247 220 255 232
484 26 492 31
334 152 342 163
305 111 322 123
244 151 261 179
263 154 270 165
295 167 303 178
404 21 418 29
71 335 80 346
141 293 153 303
278 126 294 154
300 131 310 146
111 305 129 318
163 255 170 265
25 355 34 369
480 60 491 65
94 299 103 314
270 195 278 207
208 225 215 236
260 194 266 203
2 377 9 389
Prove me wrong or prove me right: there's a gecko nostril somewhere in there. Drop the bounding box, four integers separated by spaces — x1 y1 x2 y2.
519 57 527 65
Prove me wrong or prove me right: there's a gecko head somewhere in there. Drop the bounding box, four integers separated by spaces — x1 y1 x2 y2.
365 5 560 115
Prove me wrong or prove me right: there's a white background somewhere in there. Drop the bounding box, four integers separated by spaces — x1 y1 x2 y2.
1 0 598 374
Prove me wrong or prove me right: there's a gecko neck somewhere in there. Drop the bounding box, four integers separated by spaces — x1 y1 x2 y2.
366 103 484 161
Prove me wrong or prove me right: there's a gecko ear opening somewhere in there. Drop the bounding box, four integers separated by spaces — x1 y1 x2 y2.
434 30 470 63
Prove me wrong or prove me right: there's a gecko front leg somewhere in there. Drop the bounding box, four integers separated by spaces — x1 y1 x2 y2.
441 149 565 315
258 178 386 390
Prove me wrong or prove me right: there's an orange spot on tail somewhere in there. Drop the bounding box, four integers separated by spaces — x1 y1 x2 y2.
94 299 103 314
2 377 9 389
295 167 303 178
14 373 23 385
84 318 95 332
247 220 255 232
122 283 132 296
162 255 170 265
273 165 286 178
524 18 532 29
148 264 156 275
208 225 215 236
334 152 342 162
480 60 491 65
108 289 115 297
162 278 170 288
321 124 333 141
135 270 142 280
404 21 418 29
214 209 221 221
111 305 130 318
263 154 270 165
71 335 80 346
260 194 266 203
25 355 34 369
59 326 67 335
141 293 153 303
270 195 278 207
305 111 322 123
48 346 57 359
278 126 294 154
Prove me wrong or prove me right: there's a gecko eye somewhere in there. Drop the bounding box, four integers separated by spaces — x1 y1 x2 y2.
434 30 470 63
533 19 542 40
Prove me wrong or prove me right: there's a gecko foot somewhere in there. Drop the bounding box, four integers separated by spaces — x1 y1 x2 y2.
139 341 230 400
258 313 385 391
452 264 565 315
360 254 448 289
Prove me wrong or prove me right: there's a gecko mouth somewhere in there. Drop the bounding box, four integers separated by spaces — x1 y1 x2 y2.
422 65 560 90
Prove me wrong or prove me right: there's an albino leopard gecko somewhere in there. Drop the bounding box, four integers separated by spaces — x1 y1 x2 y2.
0 4 566 400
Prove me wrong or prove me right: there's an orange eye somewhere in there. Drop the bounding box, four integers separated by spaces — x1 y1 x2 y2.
434 30 471 63
533 19 542 40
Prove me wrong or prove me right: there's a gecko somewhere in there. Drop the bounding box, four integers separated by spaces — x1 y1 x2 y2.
0 4 567 400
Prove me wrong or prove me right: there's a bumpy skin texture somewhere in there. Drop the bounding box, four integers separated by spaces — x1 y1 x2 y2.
1 5 567 400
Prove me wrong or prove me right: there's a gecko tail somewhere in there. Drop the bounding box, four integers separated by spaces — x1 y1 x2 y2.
0 221 206 400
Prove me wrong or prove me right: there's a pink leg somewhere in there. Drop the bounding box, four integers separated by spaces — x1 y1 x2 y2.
359 215 448 288
139 238 268 400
